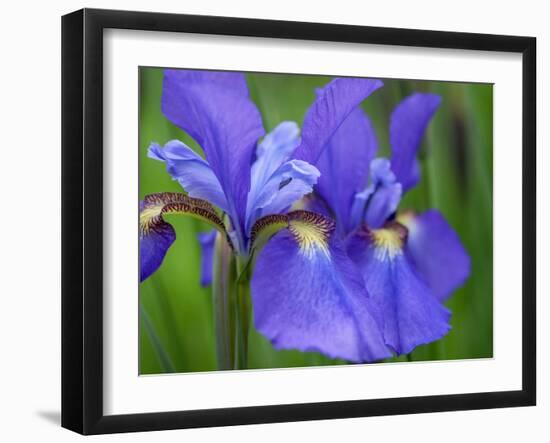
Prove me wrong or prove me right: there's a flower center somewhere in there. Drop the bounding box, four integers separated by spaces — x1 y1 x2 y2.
370 222 407 261
139 205 164 235
288 212 333 259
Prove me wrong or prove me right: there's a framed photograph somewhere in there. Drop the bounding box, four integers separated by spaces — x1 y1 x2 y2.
61 8 536 435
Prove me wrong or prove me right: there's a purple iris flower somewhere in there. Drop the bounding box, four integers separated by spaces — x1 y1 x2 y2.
139 70 392 362
311 92 471 355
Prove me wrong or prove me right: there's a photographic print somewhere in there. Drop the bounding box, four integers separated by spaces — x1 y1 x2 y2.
138 68 493 374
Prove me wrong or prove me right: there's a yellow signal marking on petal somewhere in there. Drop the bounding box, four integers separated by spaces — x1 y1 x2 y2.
370 222 408 261
288 211 334 259
140 204 165 235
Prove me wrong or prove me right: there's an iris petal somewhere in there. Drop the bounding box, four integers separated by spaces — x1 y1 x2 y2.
363 183 402 228
390 93 441 192
251 211 390 363
316 105 379 235
347 223 451 355
250 121 301 191
350 158 402 230
294 77 383 164
161 69 265 240
245 159 320 233
139 193 228 282
148 140 229 212
399 210 471 301
364 158 403 229
246 122 312 232
140 221 175 283
197 230 217 287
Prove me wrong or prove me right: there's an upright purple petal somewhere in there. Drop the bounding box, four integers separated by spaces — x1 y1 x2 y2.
197 230 217 287
294 78 383 164
363 182 402 228
251 212 390 363
245 160 320 233
249 121 301 191
390 93 441 192
359 158 402 229
399 210 471 301
161 69 265 240
347 223 451 355
245 122 319 232
148 141 229 212
316 106 379 234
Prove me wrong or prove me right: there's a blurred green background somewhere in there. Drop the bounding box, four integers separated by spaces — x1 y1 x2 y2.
139 68 493 374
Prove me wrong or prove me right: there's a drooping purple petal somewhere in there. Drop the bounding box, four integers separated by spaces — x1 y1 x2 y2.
390 93 441 192
251 211 390 363
294 77 383 165
347 223 451 355
148 141 229 212
399 210 471 301
315 105 379 235
139 193 227 282
197 230 217 287
161 69 265 241
140 221 175 282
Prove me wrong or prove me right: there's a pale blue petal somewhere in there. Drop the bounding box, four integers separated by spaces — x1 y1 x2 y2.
250 121 301 191
364 182 402 229
148 140 229 212
245 160 320 233
351 158 402 229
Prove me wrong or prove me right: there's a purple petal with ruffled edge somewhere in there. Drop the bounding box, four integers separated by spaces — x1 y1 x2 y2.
294 78 383 165
251 212 391 363
390 93 441 192
347 223 451 355
197 230 217 287
399 210 471 301
161 70 265 244
316 105 379 235
148 141 229 212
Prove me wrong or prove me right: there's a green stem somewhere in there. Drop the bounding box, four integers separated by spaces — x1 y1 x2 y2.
234 256 253 370
212 233 236 370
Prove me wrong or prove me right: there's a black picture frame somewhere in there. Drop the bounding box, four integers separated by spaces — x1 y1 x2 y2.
61 8 537 435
